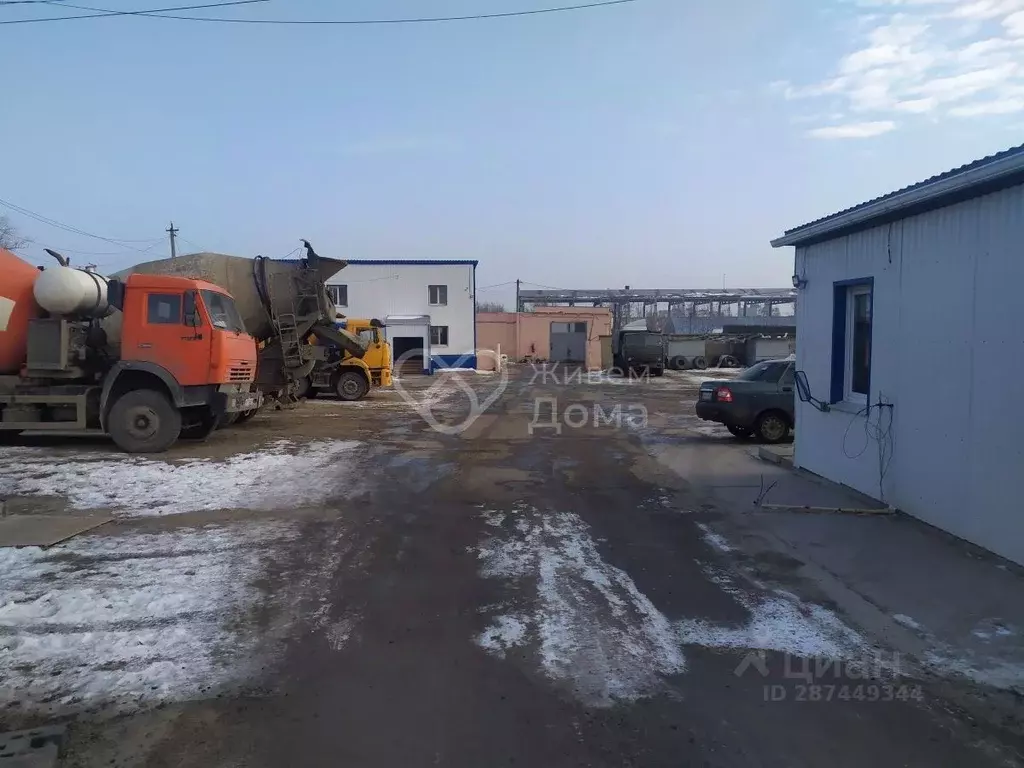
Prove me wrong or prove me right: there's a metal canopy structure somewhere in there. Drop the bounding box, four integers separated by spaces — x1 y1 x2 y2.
516 287 796 331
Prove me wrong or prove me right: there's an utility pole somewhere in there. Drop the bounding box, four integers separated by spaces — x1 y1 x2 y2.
167 221 178 259
515 279 521 313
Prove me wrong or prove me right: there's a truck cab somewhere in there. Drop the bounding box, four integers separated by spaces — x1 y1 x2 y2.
102 274 261 449
1 261 259 453
304 317 393 401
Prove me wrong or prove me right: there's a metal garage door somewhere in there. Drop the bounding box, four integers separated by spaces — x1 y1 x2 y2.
549 321 587 363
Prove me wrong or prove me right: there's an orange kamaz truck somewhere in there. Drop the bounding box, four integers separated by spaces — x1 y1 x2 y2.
0 247 260 452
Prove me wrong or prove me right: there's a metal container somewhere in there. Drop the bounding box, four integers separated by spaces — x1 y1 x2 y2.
33 265 110 317
0 248 44 375
114 251 344 342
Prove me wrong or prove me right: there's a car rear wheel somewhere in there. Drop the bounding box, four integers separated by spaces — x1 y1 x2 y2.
755 410 790 444
726 425 753 439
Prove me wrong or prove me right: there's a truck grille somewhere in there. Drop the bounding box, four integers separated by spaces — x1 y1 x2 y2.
228 364 255 382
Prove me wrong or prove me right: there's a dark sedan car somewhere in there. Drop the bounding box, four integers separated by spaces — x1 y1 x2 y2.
695 358 795 443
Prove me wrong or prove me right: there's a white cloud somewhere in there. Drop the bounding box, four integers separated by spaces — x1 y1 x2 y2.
807 120 898 138
949 96 1024 114
950 0 1024 20
1006 10 1024 34
777 1 1024 132
893 96 939 111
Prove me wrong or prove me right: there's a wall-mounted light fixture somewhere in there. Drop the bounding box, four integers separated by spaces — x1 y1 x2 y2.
791 273 807 289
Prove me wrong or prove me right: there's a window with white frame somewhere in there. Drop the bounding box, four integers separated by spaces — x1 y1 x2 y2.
428 285 448 306
327 284 348 307
430 325 449 345
831 280 873 404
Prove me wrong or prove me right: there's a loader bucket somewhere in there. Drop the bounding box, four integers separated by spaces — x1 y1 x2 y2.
314 322 369 358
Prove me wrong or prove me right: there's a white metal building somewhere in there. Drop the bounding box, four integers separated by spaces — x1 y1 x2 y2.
771 144 1024 566
325 259 478 373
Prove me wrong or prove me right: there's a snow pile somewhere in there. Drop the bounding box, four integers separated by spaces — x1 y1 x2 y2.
474 505 685 706
0 523 296 716
0 439 362 517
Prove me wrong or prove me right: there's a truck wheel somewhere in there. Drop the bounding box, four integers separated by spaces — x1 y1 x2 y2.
108 389 181 453
297 376 316 400
336 371 369 401
755 410 790 444
692 356 708 370
180 409 218 441
670 356 687 370
235 407 259 424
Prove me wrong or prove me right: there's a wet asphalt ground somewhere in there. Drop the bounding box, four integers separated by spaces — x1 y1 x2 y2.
6 368 1020 767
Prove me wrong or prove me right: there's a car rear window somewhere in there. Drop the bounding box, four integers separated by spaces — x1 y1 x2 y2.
738 361 789 383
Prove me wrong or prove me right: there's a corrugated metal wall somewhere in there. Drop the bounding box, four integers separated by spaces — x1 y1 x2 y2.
793 183 1024 565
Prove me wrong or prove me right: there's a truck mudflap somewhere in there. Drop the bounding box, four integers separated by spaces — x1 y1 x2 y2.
219 385 262 415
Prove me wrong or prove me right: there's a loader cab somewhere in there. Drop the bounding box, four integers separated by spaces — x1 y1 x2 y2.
117 274 255 387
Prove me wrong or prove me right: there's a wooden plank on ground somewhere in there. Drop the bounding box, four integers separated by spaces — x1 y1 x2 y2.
755 504 893 515
0 515 113 548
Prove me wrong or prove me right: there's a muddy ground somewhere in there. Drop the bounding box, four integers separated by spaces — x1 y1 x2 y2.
1 368 1021 767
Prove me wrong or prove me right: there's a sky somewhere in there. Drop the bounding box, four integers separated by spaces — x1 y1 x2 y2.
2 0 1022 309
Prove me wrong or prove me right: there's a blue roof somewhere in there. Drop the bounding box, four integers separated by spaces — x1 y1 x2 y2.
772 143 1024 247
345 259 478 267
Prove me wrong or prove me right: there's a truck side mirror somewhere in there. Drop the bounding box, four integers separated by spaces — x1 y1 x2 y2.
183 291 200 327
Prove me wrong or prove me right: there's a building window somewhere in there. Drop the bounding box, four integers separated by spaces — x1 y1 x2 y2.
147 293 182 324
327 284 348 307
428 285 448 306
430 325 449 345
830 279 873 404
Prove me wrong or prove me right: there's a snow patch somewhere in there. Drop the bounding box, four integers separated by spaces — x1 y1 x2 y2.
476 615 529 657
893 613 924 631
0 439 361 517
474 506 685 706
696 523 733 553
325 615 359 651
678 598 865 660
0 523 296 716
678 565 868 662
924 651 1024 693
481 510 506 528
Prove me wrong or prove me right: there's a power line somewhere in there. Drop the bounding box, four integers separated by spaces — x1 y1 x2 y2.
0 197 162 253
176 235 206 253
6 0 638 25
1 0 267 24
477 280 518 291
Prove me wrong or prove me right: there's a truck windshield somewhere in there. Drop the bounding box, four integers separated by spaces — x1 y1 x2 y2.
357 329 376 344
200 290 246 333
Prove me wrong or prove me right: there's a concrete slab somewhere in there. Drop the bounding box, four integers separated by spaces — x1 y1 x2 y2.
657 432 1024 696
0 724 64 767
757 443 794 468
0 514 111 548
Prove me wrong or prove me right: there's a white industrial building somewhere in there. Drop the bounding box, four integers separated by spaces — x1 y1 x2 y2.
325 259 478 374
772 144 1024 566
